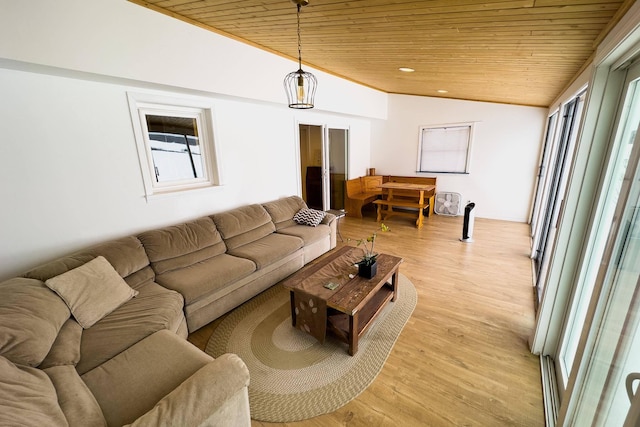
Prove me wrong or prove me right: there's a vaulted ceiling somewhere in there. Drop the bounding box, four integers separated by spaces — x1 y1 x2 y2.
129 0 634 107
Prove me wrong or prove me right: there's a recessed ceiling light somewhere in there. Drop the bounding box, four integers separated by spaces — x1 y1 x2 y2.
398 67 415 72
437 89 448 93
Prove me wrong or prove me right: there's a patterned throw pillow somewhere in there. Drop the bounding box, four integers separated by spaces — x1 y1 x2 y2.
293 208 326 227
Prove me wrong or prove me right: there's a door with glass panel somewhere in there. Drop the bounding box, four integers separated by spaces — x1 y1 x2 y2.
533 93 586 302
556 63 640 400
298 124 348 211
530 112 559 236
324 127 348 211
560 104 640 426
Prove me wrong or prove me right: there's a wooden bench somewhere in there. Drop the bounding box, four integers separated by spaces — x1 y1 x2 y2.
373 199 429 224
345 175 383 218
382 176 437 216
373 176 437 228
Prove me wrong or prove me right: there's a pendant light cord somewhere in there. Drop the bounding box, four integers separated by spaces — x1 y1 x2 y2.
297 3 302 70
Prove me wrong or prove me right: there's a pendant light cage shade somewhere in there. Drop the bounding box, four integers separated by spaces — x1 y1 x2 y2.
284 0 316 109
284 69 317 109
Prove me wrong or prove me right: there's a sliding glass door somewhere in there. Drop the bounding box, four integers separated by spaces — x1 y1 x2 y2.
532 7 640 425
298 124 349 211
556 64 640 394
530 112 559 236
326 127 348 211
532 92 586 302
561 99 640 425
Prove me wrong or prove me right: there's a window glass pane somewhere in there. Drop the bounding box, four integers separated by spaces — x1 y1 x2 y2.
145 115 203 183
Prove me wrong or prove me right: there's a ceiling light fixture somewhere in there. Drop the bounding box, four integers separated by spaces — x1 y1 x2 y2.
398 67 415 72
284 0 317 109
437 89 449 93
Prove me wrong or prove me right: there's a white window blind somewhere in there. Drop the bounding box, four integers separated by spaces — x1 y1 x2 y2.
417 124 474 173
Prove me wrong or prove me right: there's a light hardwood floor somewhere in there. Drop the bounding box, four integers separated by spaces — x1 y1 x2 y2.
188 211 544 426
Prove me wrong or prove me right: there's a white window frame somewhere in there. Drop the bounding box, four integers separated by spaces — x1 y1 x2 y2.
127 92 221 199
416 122 475 174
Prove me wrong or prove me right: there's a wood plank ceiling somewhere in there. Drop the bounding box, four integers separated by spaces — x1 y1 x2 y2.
129 0 633 107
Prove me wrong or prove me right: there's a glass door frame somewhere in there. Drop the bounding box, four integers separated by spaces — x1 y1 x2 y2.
530 111 560 237
531 91 586 303
559 98 640 425
555 62 640 397
323 126 349 211
296 120 350 211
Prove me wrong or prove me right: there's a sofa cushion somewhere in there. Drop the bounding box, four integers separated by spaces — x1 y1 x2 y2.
76 280 185 375
293 208 326 227
154 253 255 305
138 217 227 275
262 195 307 231
44 365 107 427
212 204 276 250
0 277 70 367
39 319 83 369
277 223 332 246
0 355 68 426
82 330 213 427
23 236 152 288
45 256 139 329
227 233 303 269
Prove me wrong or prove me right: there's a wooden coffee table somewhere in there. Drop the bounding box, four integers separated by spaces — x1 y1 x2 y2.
282 246 403 355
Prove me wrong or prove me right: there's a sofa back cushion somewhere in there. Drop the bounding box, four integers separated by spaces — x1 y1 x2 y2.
262 196 308 231
212 204 276 250
22 236 153 289
74 280 186 375
0 355 69 426
0 277 70 367
44 365 107 427
39 319 83 369
138 217 226 275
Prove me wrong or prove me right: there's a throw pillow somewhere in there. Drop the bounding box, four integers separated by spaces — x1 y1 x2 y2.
45 256 139 329
0 277 70 367
293 208 326 227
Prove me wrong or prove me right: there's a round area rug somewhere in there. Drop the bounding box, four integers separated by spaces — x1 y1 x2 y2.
205 273 417 422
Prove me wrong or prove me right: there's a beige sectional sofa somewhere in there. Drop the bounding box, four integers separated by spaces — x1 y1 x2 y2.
0 196 336 426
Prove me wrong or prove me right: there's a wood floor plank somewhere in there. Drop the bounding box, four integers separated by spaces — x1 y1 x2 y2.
188 213 544 426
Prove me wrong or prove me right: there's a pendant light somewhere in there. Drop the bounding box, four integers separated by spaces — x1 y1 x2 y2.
284 0 317 109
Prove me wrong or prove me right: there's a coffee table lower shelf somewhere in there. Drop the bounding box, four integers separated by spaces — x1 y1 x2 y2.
327 284 394 355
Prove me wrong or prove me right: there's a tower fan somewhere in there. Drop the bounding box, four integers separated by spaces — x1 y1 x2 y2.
434 192 461 216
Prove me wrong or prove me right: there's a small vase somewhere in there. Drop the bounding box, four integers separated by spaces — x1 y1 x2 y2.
358 261 377 279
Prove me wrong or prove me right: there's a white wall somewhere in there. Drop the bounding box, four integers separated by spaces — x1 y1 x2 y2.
0 65 376 280
0 0 388 120
0 0 381 280
371 94 547 221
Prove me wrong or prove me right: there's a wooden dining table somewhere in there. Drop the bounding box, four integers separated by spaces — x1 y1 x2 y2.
373 182 436 228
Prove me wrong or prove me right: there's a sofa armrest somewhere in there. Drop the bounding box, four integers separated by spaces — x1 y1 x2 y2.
322 213 338 249
321 212 336 226
126 353 250 427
